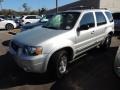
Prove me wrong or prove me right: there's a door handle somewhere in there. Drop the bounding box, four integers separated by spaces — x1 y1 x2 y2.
91 31 95 34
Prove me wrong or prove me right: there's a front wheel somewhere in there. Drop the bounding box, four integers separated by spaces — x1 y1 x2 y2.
48 50 68 79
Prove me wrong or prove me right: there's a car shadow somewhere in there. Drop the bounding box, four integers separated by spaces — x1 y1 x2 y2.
0 47 120 89
0 29 7 31
2 40 10 47
8 31 16 35
50 47 120 90
114 31 120 39
0 52 55 89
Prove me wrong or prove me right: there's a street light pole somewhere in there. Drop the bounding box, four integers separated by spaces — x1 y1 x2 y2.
56 0 58 13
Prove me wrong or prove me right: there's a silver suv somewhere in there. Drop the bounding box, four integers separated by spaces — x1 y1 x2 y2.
9 9 114 78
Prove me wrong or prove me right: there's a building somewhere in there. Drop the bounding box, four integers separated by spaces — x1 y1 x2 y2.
100 0 120 12
47 0 120 14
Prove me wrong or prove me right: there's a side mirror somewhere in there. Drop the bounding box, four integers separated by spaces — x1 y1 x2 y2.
77 25 89 32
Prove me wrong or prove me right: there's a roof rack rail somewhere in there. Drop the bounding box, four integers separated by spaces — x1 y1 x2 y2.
69 6 94 10
100 8 108 10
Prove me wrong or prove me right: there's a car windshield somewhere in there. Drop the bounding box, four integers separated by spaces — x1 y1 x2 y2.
42 12 80 30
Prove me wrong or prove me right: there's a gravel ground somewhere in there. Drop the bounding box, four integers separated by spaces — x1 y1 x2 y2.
0 30 120 90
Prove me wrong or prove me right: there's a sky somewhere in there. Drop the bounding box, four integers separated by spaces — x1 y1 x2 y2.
2 0 78 11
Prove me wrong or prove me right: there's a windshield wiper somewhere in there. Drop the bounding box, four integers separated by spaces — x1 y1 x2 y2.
42 26 58 30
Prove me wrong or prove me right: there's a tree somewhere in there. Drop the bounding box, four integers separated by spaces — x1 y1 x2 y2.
0 0 4 10
41 8 47 14
22 3 30 13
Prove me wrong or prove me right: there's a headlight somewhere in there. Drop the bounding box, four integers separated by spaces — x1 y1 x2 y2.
23 46 43 56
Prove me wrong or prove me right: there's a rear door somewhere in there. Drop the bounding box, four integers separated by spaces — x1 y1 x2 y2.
0 18 6 29
26 16 39 23
94 11 108 42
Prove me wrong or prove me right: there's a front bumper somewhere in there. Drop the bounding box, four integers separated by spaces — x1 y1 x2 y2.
9 47 49 73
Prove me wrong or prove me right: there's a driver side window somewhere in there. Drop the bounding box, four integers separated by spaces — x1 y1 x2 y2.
80 12 95 30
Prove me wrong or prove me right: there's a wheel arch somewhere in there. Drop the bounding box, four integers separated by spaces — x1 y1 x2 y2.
5 23 14 29
45 46 74 72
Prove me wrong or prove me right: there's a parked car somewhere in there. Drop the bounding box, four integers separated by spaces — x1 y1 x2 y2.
19 15 41 25
0 18 18 30
114 46 120 77
113 13 120 32
9 9 114 78
21 14 54 32
0 15 6 19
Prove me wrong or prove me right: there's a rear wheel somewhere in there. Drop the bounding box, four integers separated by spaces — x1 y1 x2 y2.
48 50 68 79
5 23 14 30
100 34 112 49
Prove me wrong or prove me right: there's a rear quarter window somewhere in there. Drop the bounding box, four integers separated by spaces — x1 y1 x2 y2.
105 12 113 22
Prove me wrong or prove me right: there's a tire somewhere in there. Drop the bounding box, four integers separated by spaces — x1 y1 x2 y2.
100 34 112 49
5 23 14 30
48 50 68 79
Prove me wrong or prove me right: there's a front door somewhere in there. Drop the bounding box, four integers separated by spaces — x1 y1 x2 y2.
75 12 96 54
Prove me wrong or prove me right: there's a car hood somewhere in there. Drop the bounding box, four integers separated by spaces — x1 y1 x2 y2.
21 22 48 31
13 26 67 46
22 22 41 30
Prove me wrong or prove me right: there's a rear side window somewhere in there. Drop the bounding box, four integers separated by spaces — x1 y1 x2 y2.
80 12 95 28
95 12 107 26
26 16 37 19
105 12 113 22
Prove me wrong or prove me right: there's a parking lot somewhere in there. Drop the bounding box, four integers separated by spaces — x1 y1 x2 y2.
0 30 120 90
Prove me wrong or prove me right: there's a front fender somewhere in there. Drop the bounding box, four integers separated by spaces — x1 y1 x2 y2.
42 39 75 72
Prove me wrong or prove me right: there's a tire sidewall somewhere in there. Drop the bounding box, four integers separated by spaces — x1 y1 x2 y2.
100 34 112 49
56 50 68 78
6 23 14 30
105 35 112 48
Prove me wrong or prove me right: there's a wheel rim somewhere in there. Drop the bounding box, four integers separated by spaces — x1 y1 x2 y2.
7 24 13 30
58 55 67 74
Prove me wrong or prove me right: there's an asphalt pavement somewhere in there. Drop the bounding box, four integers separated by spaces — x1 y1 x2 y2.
0 30 120 90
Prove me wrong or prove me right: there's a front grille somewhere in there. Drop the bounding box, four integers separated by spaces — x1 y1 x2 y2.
11 41 19 52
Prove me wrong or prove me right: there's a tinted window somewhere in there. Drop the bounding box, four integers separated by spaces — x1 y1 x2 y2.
113 13 120 20
0 16 5 19
105 12 113 22
46 15 53 19
96 12 107 26
26 16 36 19
80 12 95 29
20 16 24 19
